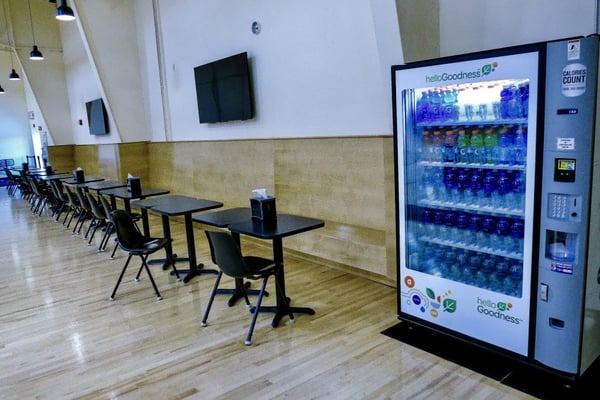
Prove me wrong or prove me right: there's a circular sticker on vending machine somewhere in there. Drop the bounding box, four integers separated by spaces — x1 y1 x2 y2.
562 63 587 97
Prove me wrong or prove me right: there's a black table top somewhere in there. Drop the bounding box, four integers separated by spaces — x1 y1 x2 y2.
133 195 223 216
62 176 105 185
192 207 251 228
228 213 325 240
99 186 170 200
85 180 127 192
38 172 71 181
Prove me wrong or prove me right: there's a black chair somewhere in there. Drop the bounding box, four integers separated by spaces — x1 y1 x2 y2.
202 230 279 345
99 193 142 258
109 209 178 301
85 191 110 248
63 186 82 229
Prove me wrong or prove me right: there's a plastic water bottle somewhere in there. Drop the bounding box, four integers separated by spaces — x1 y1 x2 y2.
421 130 433 162
431 130 444 162
433 209 446 238
455 211 470 243
455 128 470 163
456 169 469 203
483 127 499 164
497 127 514 165
422 168 437 201
465 169 482 205
507 85 522 119
429 90 442 122
496 216 512 251
511 171 526 210
442 89 455 122
437 209 451 239
468 252 483 286
444 246 458 280
468 128 483 164
469 213 484 246
500 85 511 119
513 127 527 165
496 171 512 208
505 263 523 297
510 218 524 254
444 167 458 203
443 210 457 241
455 249 469 282
492 258 510 294
421 208 436 238
482 171 497 207
432 167 445 201
482 215 497 249
443 129 457 162
416 91 430 123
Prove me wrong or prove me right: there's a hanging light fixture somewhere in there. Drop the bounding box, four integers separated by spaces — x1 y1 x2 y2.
0 84 5 94
3 0 20 80
27 0 44 60
9 67 20 81
55 0 75 21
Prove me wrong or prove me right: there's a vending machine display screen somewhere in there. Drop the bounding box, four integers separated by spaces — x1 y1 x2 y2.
554 158 576 182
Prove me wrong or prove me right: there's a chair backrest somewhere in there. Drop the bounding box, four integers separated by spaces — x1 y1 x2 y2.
76 187 92 211
49 179 66 201
111 209 145 251
204 230 252 278
86 192 107 219
98 194 113 219
64 186 80 207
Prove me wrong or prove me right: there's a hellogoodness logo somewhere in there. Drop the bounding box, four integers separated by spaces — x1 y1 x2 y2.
425 61 499 83
402 275 457 318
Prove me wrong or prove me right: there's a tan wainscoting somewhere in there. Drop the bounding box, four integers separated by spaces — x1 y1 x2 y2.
48 136 396 284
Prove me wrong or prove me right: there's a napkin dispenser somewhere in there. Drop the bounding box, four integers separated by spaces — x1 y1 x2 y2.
73 169 85 183
250 196 276 222
127 177 141 196
45 165 53 175
22 162 29 172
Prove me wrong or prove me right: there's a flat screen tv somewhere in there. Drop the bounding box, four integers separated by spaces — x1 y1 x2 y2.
85 98 109 135
194 52 254 123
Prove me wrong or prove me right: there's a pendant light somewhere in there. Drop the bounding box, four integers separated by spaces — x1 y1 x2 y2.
27 0 44 61
3 0 20 80
0 84 5 94
9 67 20 81
55 0 75 21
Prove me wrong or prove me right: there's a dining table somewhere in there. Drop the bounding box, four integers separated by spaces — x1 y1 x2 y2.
132 195 223 283
228 213 325 327
99 186 170 235
192 207 267 305
61 176 105 185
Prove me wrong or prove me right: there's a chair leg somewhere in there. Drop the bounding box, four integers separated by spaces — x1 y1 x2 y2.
140 255 162 301
110 240 119 259
201 271 223 327
245 276 270 346
110 254 133 301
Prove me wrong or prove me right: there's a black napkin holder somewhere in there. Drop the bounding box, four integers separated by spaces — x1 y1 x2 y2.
74 169 85 183
127 177 141 196
250 196 276 223
45 165 53 174
22 162 28 172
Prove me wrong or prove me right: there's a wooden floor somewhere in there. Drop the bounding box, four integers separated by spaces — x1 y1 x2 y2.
0 188 537 399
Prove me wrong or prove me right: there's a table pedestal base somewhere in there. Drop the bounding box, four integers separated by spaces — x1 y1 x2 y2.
216 280 268 307
256 305 315 328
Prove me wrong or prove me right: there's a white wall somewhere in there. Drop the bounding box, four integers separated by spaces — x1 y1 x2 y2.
440 0 598 56
0 50 32 162
144 0 399 142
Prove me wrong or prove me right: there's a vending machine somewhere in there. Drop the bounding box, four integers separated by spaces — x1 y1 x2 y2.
392 35 600 379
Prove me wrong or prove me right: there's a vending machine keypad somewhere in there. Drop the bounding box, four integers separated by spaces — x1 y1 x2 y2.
548 193 568 219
